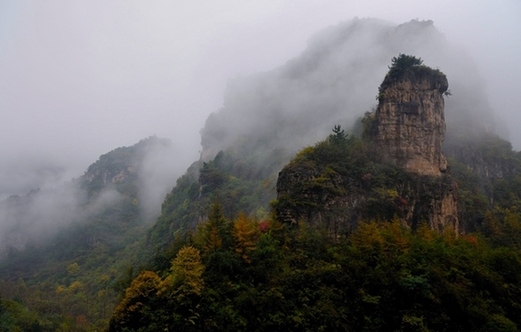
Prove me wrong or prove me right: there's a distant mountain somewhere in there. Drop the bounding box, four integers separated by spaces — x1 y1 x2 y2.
200 18 496 162
0 136 174 257
0 136 179 330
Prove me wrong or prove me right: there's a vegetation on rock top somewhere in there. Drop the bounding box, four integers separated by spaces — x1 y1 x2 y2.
378 54 449 98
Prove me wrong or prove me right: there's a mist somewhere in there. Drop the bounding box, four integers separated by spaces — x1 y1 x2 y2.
1 1 520 198
0 1 520 249
200 18 500 164
0 136 188 256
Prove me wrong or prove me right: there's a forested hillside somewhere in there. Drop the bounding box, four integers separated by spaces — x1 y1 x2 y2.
107 53 521 330
0 137 174 330
1 18 520 331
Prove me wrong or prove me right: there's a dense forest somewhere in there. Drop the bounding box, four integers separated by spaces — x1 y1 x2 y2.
1 19 521 331
109 127 521 332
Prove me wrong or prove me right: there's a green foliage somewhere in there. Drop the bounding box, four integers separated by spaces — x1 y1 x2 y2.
390 53 423 69
274 126 422 233
328 124 348 144
382 54 424 87
147 146 288 255
379 54 446 94
162 246 205 297
0 138 168 330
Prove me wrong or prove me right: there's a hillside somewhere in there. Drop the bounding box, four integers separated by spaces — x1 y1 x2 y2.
0 137 175 330
108 45 521 330
1 18 521 331
109 54 521 332
146 18 499 252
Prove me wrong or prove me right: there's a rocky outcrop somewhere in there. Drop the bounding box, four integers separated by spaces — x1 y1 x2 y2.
275 57 460 234
276 158 459 235
371 68 449 176
367 59 458 231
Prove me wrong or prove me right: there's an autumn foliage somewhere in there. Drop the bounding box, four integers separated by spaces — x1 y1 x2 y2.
107 201 521 331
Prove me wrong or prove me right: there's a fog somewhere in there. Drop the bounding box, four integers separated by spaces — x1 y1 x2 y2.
0 1 520 251
0 136 190 256
1 1 519 200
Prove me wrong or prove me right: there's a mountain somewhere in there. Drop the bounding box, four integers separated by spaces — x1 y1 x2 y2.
108 20 521 331
0 136 177 330
2 18 521 331
108 55 521 332
146 18 499 253
276 55 458 236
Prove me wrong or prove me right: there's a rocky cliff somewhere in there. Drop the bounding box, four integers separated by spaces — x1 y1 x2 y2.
372 63 449 176
370 56 459 231
275 56 459 234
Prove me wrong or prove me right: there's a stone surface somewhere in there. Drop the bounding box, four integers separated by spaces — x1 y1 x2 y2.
372 70 449 176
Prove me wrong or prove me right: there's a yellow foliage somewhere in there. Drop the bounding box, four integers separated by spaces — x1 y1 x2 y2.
68 281 83 292
416 223 437 243
350 221 385 250
295 146 315 160
203 226 223 253
381 219 411 255
233 213 259 263
112 270 161 324
386 189 399 198
159 245 205 299
55 285 66 294
350 220 412 257
66 262 80 276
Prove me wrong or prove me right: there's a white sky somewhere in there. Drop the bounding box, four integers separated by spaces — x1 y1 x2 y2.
0 0 520 196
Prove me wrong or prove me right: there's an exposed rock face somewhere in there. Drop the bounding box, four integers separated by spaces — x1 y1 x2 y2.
372 69 449 176
369 64 459 232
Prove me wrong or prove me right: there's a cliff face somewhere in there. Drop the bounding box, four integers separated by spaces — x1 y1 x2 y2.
372 69 449 176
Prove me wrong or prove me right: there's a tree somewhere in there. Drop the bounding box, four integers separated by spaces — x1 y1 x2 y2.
0 295 13 332
198 201 232 254
66 262 80 276
109 270 161 331
328 125 348 145
159 246 205 300
232 213 259 263
384 54 424 83
389 54 423 71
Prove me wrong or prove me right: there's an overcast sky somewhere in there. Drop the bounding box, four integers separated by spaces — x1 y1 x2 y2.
0 0 520 197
